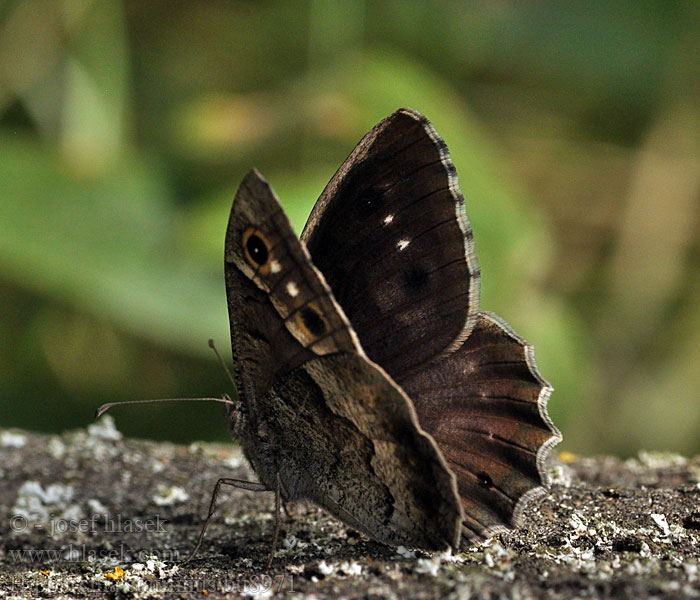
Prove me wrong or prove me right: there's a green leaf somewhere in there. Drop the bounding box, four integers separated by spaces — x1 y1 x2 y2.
0 137 229 358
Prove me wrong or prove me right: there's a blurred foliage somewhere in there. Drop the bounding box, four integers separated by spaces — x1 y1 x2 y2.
0 1 698 456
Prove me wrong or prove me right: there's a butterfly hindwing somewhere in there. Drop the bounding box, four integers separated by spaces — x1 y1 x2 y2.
264 353 462 550
396 312 561 545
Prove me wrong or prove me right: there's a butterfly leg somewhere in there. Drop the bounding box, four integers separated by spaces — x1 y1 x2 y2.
281 498 293 519
182 477 269 565
266 472 282 571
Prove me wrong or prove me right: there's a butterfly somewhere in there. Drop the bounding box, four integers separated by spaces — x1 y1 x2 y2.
221 107 561 554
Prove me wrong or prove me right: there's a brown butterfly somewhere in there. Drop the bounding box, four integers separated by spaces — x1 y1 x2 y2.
221 107 561 554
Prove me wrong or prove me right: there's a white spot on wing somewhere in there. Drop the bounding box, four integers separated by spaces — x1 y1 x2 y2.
286 281 299 297
270 260 281 274
383 214 394 225
397 239 410 251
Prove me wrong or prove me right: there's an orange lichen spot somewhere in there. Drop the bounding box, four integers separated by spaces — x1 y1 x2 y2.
105 565 125 581
202 591 209 596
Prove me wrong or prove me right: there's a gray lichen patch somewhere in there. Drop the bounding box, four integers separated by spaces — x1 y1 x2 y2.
12 481 76 524
1 421 699 599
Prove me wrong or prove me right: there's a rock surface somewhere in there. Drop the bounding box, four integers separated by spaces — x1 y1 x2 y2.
1 419 699 599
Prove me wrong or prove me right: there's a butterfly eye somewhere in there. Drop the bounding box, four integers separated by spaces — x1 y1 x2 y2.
242 228 271 268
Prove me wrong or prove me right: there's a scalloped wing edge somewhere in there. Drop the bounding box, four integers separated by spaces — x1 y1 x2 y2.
466 311 562 543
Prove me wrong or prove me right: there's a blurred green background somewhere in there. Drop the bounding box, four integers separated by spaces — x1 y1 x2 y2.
1 1 698 457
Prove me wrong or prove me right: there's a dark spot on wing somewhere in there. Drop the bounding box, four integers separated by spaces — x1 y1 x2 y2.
404 265 430 290
358 186 384 218
245 234 268 265
301 307 326 336
477 472 494 488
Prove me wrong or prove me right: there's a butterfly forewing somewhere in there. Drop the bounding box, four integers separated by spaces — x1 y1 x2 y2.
226 170 361 359
301 108 480 381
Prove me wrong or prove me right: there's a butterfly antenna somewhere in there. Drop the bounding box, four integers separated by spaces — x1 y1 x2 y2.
95 340 237 421
94 397 235 420
208 338 237 391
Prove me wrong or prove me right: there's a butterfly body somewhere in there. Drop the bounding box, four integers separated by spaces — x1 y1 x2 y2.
224 108 560 551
